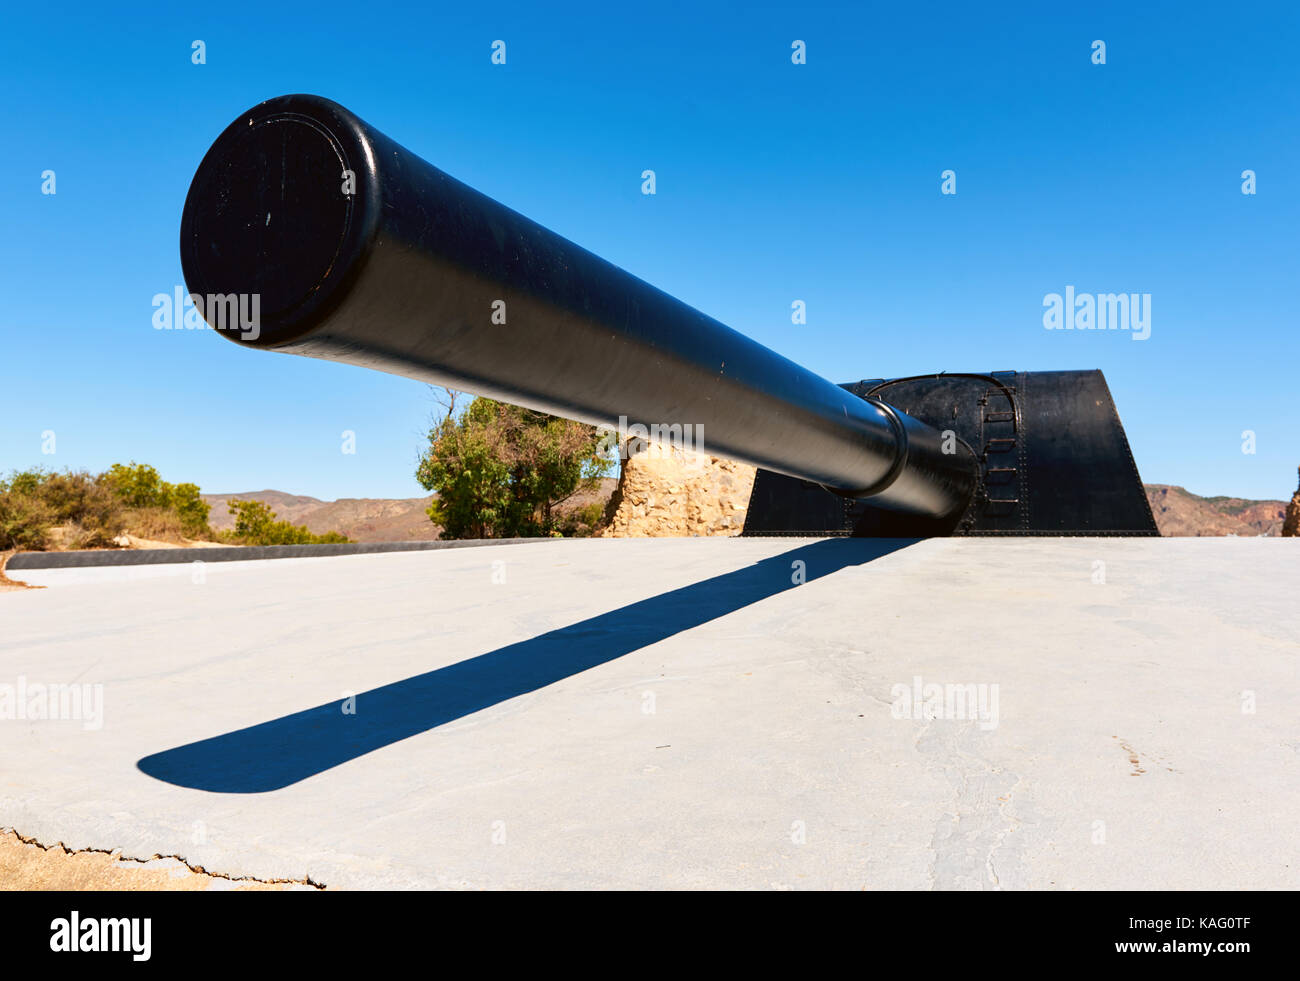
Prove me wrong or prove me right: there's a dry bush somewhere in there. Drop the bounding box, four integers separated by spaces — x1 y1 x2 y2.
0 491 55 551
0 466 219 552
121 507 189 544
31 471 123 547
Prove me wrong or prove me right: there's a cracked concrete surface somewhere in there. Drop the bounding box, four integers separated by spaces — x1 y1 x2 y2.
1 537 1297 889
0 829 322 890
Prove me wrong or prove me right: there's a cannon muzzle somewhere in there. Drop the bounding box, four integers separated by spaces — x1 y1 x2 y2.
181 95 1156 537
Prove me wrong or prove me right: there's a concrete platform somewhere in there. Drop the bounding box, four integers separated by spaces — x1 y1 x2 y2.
1 537 1296 889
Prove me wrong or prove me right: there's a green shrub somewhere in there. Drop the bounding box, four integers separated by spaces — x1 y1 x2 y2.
168 482 211 538
0 469 122 549
41 471 122 543
100 463 211 538
222 499 349 546
0 485 55 550
557 500 608 537
5 469 48 497
416 393 612 539
0 463 216 550
102 462 172 509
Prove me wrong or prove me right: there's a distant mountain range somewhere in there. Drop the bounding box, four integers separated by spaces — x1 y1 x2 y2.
202 491 438 543
202 478 619 543
201 483 1290 542
1143 485 1288 537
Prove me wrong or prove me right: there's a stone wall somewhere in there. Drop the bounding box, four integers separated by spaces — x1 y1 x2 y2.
598 442 757 537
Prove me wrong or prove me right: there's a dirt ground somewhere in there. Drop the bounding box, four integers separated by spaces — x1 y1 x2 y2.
0 550 39 593
0 831 322 890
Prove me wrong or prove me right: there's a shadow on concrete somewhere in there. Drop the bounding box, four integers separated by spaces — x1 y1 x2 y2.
138 538 917 793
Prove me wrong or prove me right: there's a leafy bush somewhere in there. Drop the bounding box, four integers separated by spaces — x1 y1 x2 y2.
5 469 46 497
103 462 211 537
221 499 349 546
168 482 211 538
38 470 122 547
416 393 612 539
0 478 55 550
1 463 348 551
102 462 171 509
557 501 608 537
0 463 215 550
0 469 121 549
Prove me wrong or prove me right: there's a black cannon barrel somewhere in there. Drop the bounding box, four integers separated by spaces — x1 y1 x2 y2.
180 94 977 521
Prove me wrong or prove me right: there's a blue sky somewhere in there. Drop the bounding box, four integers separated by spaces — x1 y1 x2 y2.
2 1 1297 501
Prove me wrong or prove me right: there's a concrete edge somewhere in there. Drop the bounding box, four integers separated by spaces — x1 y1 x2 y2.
6 537 576 570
